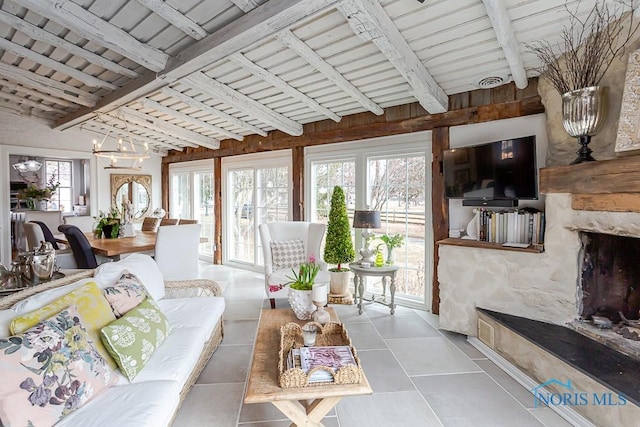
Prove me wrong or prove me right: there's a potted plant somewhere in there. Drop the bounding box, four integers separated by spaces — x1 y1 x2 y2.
323 186 356 303
16 175 60 210
94 208 121 239
287 255 320 320
380 233 404 265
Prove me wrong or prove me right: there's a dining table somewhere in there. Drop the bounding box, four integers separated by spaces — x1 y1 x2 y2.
58 230 207 259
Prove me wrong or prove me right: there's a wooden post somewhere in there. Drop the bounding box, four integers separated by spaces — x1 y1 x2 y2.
161 162 169 214
292 146 304 221
431 126 449 314
214 158 222 264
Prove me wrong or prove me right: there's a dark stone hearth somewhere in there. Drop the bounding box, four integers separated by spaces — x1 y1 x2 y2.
479 308 640 406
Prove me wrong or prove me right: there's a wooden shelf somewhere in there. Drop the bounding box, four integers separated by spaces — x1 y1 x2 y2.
436 238 544 253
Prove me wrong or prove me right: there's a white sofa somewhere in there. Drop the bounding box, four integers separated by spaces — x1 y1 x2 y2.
0 254 225 427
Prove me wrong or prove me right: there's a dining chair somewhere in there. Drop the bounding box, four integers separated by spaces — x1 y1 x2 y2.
154 224 201 281
141 217 161 232
57 224 103 269
23 222 77 269
63 215 95 233
160 218 179 226
29 220 61 250
178 219 198 224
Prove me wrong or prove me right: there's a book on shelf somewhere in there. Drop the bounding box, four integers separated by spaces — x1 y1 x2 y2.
472 208 545 246
287 345 357 383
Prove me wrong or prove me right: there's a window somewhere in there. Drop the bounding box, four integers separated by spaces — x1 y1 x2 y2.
45 160 72 213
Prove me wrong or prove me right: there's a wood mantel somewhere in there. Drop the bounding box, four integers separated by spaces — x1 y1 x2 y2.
539 155 640 212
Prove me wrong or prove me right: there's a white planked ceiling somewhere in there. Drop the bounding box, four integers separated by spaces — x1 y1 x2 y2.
0 0 612 153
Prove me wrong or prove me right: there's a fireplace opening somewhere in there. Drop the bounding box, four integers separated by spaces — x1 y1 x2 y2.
579 232 640 322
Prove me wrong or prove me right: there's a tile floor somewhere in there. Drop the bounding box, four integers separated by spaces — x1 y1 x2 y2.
172 265 572 427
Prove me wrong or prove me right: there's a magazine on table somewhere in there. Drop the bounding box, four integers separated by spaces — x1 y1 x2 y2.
286 346 357 383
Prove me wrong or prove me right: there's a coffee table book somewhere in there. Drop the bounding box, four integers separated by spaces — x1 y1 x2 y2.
278 321 364 388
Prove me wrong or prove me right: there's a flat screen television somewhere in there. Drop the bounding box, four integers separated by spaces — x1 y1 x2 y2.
443 136 538 203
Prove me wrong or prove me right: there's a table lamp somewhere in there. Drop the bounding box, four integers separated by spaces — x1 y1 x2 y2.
312 283 330 325
353 210 381 264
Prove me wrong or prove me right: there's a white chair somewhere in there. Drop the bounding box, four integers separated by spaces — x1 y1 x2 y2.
23 222 78 269
258 221 328 309
63 216 95 233
154 224 202 281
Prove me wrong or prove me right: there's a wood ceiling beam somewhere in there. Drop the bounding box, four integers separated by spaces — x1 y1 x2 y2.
0 89 65 113
229 0 267 13
0 62 98 107
133 0 207 40
81 121 171 155
338 0 447 113
0 37 117 90
183 73 303 136
0 79 76 108
120 106 221 150
161 86 268 137
0 9 138 79
54 0 340 130
275 29 384 116
13 0 169 72
229 52 341 122
137 97 240 142
481 0 528 89
89 116 186 152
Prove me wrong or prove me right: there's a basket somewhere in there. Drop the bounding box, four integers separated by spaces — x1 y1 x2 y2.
278 321 364 388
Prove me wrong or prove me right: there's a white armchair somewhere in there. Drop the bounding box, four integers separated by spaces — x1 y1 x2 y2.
258 221 329 309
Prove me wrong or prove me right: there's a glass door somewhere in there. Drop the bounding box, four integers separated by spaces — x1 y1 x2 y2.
194 171 214 260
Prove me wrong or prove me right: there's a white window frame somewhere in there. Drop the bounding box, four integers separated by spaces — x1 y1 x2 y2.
305 132 433 311
45 159 73 214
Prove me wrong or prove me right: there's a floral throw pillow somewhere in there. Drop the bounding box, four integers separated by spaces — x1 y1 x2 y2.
270 239 306 270
0 305 117 426
100 297 171 381
103 270 149 318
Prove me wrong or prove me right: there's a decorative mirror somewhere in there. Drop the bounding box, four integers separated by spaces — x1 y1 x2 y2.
110 174 152 222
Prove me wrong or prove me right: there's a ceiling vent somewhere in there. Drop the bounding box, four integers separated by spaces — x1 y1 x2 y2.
474 75 507 89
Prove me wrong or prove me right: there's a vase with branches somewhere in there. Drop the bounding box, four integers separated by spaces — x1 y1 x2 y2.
528 0 640 163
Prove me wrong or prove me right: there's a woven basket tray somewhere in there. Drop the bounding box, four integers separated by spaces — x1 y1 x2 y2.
278 321 364 388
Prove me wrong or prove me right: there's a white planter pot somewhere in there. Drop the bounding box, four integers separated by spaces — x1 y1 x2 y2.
288 288 316 320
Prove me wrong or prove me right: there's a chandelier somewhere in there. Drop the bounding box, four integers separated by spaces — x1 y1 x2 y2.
92 112 150 170
12 158 42 172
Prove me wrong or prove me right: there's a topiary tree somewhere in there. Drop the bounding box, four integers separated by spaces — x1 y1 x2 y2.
323 186 355 271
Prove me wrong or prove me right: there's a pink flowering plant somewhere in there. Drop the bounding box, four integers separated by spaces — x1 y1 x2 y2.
287 254 320 291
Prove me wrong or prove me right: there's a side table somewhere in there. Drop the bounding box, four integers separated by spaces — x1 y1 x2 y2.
349 263 399 315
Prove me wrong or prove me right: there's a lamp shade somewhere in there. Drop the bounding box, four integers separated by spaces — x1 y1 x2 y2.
353 210 381 229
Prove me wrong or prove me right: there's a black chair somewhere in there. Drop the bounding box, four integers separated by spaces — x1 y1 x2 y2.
58 224 98 269
30 220 60 250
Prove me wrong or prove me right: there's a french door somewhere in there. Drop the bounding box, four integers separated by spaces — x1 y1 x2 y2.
223 151 291 269
169 160 215 262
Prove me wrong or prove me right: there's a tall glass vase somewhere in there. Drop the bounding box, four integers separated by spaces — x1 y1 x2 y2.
561 86 608 164
385 246 395 265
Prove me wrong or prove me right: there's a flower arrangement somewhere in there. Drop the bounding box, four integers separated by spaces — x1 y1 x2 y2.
287 255 320 291
380 233 404 250
16 175 60 201
93 208 121 238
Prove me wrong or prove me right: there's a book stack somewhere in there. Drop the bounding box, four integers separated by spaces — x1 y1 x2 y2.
286 345 357 383
475 209 545 245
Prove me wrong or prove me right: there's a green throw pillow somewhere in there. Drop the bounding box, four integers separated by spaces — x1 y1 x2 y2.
100 297 171 380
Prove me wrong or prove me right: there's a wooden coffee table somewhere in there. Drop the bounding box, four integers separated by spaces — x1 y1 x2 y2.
244 308 372 426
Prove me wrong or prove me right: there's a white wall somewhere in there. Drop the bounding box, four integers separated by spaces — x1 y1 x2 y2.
448 113 548 233
0 112 162 265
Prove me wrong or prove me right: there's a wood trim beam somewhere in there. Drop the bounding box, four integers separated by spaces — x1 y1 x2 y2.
137 97 240 142
163 95 544 163
133 0 207 40
431 127 449 314
229 52 341 122
162 162 170 212
292 146 304 221
0 37 117 89
229 0 266 13
0 62 98 107
572 193 640 213
14 0 169 72
338 0 448 113
183 73 303 136
276 29 384 115
161 87 267 137
0 9 138 79
119 107 220 149
213 157 222 264
481 0 528 89
539 155 640 194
